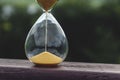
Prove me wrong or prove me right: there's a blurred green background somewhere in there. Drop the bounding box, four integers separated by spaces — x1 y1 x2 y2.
0 0 120 64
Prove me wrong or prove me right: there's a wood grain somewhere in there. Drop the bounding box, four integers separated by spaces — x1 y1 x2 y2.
0 58 120 80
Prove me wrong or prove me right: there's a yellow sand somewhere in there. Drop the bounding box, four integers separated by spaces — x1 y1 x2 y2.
30 51 62 65
37 0 57 11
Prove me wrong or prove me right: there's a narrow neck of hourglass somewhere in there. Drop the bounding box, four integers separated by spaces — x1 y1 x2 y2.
42 9 52 13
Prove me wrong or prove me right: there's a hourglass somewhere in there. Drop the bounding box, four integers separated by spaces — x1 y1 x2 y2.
25 0 68 65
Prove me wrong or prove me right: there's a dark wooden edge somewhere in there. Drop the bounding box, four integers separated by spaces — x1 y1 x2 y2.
0 58 120 80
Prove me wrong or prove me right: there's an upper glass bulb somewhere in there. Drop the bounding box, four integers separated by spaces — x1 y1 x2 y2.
37 0 58 11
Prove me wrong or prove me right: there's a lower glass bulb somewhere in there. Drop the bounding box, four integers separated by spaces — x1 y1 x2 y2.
25 13 68 65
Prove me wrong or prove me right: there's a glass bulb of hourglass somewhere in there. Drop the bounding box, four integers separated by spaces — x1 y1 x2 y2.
37 0 58 11
25 0 68 65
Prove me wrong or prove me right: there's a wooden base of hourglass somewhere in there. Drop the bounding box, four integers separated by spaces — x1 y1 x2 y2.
29 0 62 65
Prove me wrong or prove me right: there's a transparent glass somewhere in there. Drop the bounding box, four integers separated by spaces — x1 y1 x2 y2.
25 0 68 65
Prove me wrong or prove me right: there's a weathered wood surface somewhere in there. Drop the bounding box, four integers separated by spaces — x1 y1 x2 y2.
0 58 120 80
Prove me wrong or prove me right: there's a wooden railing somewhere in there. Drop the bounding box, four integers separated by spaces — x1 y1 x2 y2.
0 58 120 80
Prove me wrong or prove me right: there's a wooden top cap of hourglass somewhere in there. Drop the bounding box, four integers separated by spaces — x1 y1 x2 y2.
37 0 58 11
